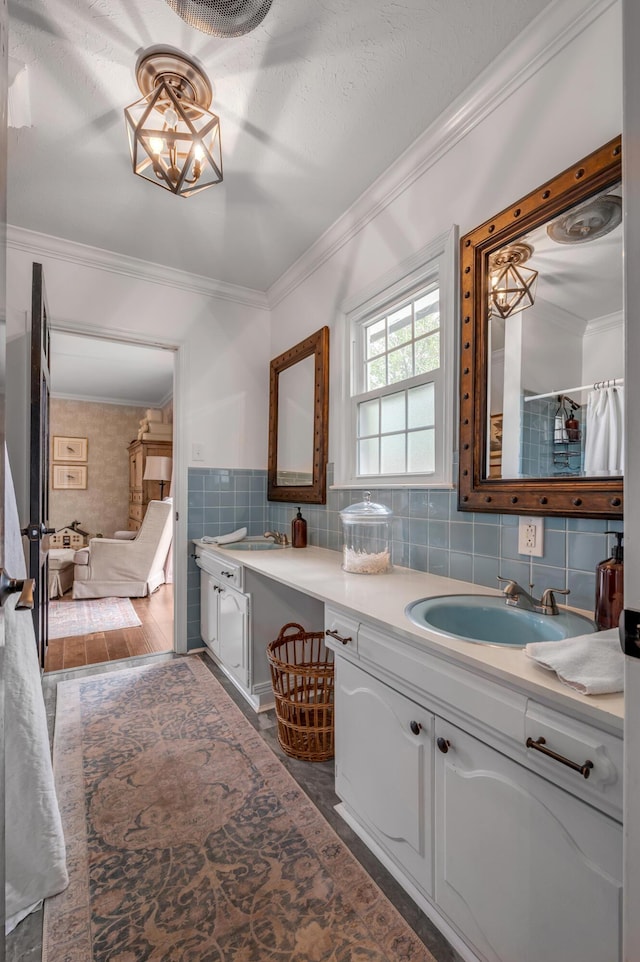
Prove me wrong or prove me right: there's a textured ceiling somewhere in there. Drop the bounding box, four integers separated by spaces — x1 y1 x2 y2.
8 0 552 291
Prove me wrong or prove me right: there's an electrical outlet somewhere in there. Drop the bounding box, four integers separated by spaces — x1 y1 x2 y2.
518 516 544 557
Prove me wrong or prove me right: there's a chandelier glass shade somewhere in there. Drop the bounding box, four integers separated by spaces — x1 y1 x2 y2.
124 50 222 198
488 243 538 319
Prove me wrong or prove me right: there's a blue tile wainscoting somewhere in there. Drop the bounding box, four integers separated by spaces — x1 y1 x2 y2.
187 464 623 650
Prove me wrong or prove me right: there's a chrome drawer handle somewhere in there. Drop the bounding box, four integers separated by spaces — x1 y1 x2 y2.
325 628 351 646
526 736 594 779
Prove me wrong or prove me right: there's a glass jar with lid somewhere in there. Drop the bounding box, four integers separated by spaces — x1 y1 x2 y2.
339 491 393 574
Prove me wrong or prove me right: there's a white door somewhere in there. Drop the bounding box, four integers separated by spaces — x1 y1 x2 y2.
434 720 622 962
200 571 221 657
335 658 434 895
622 1 640 956
218 585 248 687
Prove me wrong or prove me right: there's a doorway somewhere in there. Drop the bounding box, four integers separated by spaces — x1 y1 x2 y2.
44 330 176 672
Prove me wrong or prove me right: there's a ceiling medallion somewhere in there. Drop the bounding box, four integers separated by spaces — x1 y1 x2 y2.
488 242 538 319
124 49 222 198
164 0 273 38
547 194 622 244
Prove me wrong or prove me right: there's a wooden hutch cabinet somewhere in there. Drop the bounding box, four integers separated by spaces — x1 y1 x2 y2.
127 438 173 531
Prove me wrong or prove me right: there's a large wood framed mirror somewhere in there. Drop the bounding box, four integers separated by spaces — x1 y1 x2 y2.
268 326 329 504
458 136 623 519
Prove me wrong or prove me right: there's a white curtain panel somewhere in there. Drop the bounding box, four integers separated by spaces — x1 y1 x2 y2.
584 386 625 476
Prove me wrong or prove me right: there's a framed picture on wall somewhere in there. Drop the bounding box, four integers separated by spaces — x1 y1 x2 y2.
52 464 87 490
53 436 88 462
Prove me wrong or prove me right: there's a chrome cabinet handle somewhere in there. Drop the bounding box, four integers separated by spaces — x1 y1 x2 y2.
325 629 352 645
526 736 593 779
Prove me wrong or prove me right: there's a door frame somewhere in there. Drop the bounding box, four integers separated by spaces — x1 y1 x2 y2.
622 0 640 956
49 323 188 655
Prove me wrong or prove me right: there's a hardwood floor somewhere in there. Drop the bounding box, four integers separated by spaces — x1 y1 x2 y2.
44 584 174 672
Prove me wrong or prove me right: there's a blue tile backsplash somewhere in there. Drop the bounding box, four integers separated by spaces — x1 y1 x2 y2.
187 463 623 650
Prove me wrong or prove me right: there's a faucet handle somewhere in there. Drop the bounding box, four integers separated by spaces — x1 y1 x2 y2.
539 587 570 615
497 575 518 591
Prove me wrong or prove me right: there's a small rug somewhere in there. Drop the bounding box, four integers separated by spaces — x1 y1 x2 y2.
48 597 142 640
44 657 436 962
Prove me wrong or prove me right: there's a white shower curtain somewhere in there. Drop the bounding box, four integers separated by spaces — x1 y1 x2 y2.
584 386 624 476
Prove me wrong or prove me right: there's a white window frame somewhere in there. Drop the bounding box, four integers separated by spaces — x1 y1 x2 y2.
336 226 458 488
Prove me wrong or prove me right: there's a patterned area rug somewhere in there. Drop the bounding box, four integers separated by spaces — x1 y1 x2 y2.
48 597 142 639
44 658 436 962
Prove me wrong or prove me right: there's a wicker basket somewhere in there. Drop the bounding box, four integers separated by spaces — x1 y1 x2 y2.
266 622 335 762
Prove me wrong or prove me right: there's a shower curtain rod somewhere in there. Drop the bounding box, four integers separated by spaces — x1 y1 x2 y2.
523 377 624 403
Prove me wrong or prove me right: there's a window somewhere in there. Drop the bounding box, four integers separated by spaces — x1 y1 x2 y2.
339 228 457 487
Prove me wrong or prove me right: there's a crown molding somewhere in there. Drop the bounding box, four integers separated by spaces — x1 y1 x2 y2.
585 309 624 335
267 0 617 309
50 392 168 408
7 225 270 312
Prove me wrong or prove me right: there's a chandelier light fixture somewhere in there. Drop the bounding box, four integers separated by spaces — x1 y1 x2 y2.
488 242 538 319
124 48 222 198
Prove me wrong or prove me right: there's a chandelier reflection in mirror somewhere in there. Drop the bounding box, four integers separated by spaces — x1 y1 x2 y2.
124 49 222 198
488 242 538 319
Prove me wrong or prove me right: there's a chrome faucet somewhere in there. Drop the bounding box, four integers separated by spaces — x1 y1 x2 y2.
497 576 569 616
264 530 289 546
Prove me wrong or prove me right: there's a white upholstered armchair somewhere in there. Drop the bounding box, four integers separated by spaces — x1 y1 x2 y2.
72 500 173 599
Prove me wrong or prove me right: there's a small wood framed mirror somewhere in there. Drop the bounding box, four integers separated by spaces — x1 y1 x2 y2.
268 326 329 504
458 136 623 519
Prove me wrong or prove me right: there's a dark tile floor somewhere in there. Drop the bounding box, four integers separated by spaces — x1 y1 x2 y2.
6 651 464 962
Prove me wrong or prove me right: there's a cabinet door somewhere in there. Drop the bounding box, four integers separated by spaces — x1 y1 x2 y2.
219 586 249 688
434 720 622 962
200 572 220 657
335 658 433 895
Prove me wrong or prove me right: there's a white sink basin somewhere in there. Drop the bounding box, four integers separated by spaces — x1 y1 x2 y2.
405 594 596 647
222 537 285 551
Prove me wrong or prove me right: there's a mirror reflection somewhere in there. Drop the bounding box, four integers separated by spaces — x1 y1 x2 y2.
276 355 315 486
267 325 329 504
486 183 623 481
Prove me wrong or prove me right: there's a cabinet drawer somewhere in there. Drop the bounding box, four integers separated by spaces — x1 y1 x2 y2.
325 606 359 653
524 702 622 820
129 503 145 522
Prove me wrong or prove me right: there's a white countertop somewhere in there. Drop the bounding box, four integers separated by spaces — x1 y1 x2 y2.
193 541 624 732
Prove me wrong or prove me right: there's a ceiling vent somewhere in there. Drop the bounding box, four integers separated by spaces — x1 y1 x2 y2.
164 0 273 37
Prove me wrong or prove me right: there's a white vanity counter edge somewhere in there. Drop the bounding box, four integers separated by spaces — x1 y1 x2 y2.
192 541 623 732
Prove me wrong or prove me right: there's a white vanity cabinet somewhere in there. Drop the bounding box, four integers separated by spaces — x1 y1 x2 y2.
435 719 622 962
336 657 434 896
195 542 324 711
327 605 623 962
199 554 249 689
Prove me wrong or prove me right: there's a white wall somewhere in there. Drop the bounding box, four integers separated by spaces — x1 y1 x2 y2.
582 316 624 384
6 245 271 488
269 3 623 472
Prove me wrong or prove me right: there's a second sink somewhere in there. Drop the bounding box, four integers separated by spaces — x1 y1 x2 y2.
405 594 596 647
222 538 285 551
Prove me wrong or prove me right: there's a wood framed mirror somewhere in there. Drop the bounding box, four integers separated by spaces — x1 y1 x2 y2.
268 326 329 504
458 136 623 519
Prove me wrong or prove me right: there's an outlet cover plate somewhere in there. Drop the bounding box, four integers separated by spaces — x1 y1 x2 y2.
518 516 544 557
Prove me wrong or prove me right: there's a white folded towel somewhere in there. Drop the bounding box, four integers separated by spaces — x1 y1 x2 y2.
201 527 247 545
525 628 623 695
